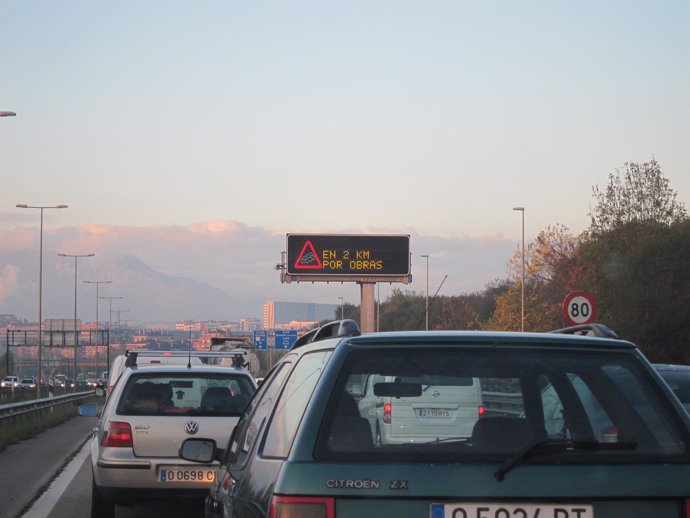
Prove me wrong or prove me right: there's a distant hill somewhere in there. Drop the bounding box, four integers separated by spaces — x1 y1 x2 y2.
0 253 261 322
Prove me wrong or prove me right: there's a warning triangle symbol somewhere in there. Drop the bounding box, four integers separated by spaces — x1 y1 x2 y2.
294 240 322 269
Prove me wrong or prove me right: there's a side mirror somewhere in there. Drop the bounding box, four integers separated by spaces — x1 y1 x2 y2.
94 385 106 397
180 438 217 463
78 403 100 417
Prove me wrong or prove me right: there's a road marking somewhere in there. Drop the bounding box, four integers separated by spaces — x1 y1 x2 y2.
22 441 90 518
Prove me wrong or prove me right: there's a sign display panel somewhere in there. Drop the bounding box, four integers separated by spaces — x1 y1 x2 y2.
274 330 298 350
286 234 410 277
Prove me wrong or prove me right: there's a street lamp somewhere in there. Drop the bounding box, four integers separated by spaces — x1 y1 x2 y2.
338 297 344 319
58 252 95 386
99 296 123 381
84 280 112 381
16 203 68 397
421 254 429 330
513 207 525 332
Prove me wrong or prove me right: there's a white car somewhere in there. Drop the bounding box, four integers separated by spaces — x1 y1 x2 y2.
1 376 20 388
80 353 257 518
355 373 484 445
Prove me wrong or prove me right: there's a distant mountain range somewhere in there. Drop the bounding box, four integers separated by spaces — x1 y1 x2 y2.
0 221 515 324
1 253 263 323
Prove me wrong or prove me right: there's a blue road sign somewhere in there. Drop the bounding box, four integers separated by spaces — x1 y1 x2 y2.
253 330 268 350
274 330 298 350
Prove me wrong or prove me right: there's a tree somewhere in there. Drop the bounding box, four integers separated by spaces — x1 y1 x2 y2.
578 220 690 362
589 158 687 235
489 225 581 331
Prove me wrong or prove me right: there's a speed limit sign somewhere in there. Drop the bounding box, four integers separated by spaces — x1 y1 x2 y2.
562 290 597 326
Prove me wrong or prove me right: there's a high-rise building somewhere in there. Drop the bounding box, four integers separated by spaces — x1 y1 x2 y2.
262 301 339 329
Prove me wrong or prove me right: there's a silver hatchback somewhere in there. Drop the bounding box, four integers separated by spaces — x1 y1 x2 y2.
82 360 256 518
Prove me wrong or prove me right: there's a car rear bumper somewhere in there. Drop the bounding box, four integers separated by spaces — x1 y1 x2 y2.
97 484 209 504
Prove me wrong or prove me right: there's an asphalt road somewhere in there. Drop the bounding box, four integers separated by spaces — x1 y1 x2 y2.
0 414 98 518
1 415 206 518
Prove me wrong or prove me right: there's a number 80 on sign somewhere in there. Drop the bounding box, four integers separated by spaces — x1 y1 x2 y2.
562 290 597 326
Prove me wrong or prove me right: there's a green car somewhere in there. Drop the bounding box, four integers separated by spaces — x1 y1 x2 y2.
182 320 690 518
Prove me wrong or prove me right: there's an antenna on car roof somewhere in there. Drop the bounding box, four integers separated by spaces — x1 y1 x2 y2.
187 324 193 369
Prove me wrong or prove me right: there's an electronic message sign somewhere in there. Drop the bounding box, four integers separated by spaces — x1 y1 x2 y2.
284 234 410 282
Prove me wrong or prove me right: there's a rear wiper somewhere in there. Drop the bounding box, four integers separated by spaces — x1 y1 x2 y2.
495 439 637 481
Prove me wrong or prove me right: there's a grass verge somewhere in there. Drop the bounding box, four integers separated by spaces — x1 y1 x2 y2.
0 397 98 452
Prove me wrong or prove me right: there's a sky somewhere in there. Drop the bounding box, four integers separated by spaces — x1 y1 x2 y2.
1 0 689 319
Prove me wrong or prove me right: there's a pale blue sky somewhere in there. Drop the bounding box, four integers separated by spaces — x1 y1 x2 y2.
2 0 688 237
1 0 689 314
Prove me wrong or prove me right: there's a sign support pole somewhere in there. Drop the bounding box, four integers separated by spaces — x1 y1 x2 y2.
360 282 376 333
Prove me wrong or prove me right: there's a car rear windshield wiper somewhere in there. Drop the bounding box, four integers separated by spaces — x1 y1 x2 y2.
495 439 637 481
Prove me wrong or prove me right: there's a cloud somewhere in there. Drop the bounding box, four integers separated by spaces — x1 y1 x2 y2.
0 264 20 302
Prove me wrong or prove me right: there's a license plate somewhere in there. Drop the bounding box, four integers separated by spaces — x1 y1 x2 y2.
159 466 216 483
431 503 593 518
418 408 451 418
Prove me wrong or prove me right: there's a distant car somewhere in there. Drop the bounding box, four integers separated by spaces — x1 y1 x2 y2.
179 319 690 518
1 376 20 389
20 377 37 389
654 363 690 412
80 351 257 518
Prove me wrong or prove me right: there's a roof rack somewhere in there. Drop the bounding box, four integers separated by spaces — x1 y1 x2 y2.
124 349 248 368
291 319 361 350
550 323 619 339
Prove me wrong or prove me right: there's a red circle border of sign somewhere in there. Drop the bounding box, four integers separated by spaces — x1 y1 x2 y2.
562 290 597 326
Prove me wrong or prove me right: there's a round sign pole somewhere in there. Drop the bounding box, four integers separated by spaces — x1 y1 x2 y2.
562 290 597 326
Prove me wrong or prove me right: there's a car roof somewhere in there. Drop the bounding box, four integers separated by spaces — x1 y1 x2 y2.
654 363 690 372
307 329 634 350
123 364 254 376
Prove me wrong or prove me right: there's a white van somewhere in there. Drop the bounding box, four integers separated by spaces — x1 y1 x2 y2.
356 373 484 445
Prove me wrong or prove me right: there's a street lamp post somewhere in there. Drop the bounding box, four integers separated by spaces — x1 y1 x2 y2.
338 297 344 320
421 254 429 330
57 253 95 386
84 280 112 382
16 203 68 397
99 296 123 382
513 207 526 332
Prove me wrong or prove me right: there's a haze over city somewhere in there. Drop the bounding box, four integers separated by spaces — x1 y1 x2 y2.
1 0 688 323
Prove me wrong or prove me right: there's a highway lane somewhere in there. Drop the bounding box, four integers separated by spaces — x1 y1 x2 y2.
0 414 206 518
23 442 206 518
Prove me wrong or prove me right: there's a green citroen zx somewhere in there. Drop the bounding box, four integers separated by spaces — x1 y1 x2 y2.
182 320 690 518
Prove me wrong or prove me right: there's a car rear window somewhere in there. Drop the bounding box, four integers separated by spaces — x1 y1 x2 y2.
317 347 688 462
117 372 255 416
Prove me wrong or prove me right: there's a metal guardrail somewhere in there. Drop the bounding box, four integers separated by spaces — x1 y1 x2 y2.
482 390 524 416
0 391 95 427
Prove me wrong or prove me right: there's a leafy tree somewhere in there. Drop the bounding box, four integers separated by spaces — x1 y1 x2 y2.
589 158 687 235
578 220 690 362
378 288 426 331
489 225 581 331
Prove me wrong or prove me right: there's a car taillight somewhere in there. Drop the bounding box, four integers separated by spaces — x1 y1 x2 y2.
685 498 690 518
383 403 392 424
269 496 335 518
478 405 486 416
221 472 236 491
100 421 133 447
